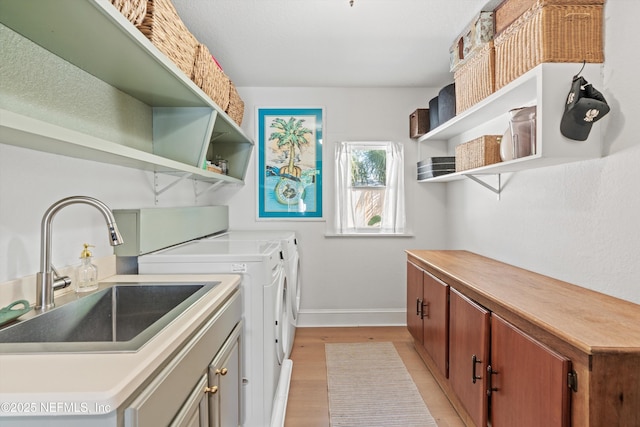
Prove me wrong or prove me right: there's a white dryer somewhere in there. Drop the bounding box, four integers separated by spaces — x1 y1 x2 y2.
207 230 301 358
138 239 291 427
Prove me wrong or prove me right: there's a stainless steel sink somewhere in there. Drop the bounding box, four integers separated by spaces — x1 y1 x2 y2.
0 282 219 353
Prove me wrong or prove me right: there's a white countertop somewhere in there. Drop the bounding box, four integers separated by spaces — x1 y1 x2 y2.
0 274 241 417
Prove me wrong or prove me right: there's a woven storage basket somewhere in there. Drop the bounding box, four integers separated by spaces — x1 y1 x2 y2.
494 0 605 34
494 1 604 90
110 0 147 26
226 82 245 126
455 135 502 172
137 0 199 77
192 44 231 111
454 41 496 113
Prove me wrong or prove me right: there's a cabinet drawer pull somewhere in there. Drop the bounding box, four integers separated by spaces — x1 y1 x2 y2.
486 365 499 396
216 368 228 376
472 354 482 384
421 301 430 319
204 386 219 394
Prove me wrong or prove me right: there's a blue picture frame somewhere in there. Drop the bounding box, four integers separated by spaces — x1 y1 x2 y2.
257 107 323 219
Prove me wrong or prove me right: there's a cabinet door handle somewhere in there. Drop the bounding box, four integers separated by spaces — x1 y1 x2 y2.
416 298 422 316
421 301 429 319
216 368 228 376
486 365 499 396
204 386 218 394
472 354 482 384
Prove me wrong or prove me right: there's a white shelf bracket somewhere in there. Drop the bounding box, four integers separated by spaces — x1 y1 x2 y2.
154 172 192 204
464 174 502 200
194 180 225 200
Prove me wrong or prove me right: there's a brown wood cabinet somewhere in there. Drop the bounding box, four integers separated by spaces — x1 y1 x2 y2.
422 271 449 378
449 289 489 427
406 261 449 378
490 314 571 427
406 250 640 427
406 261 424 345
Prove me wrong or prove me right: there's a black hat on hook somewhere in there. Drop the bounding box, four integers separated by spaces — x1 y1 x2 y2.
560 62 610 141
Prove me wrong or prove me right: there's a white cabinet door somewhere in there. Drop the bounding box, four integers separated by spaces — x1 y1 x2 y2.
171 374 210 427
209 322 242 427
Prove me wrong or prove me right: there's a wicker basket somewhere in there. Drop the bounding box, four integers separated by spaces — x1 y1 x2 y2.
494 0 605 34
494 1 604 90
454 41 495 113
110 0 147 26
137 0 199 77
455 135 502 172
192 44 231 111
226 82 245 126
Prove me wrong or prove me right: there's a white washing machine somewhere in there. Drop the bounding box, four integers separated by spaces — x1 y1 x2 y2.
138 239 291 427
206 230 301 358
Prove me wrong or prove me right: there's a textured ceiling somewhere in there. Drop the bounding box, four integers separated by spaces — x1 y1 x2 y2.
171 0 497 88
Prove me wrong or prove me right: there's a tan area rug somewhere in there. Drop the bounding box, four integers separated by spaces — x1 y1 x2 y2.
325 342 438 427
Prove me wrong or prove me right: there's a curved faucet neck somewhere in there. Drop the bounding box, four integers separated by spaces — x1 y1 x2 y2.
36 196 123 311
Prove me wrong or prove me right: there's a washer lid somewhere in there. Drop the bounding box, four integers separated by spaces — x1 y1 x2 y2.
207 230 297 256
212 230 296 242
139 239 281 263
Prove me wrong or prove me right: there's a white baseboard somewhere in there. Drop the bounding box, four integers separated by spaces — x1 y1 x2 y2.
296 308 406 327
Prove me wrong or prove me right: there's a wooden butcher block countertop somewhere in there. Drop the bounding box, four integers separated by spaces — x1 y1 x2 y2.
406 250 640 355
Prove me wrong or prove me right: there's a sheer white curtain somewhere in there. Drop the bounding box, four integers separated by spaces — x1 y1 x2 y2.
335 141 406 234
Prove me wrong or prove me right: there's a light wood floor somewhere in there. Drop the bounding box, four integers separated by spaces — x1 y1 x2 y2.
283 326 465 427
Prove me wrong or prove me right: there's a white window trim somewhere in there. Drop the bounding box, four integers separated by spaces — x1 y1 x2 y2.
334 141 406 235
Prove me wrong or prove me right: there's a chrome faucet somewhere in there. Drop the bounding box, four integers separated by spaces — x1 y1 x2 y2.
35 196 124 311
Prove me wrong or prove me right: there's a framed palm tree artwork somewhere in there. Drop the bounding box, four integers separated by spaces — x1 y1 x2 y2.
257 107 323 219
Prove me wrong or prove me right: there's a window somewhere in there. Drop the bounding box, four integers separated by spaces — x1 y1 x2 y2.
335 141 406 234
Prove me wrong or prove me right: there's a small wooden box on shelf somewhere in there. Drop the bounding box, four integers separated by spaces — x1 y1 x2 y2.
410 109 430 139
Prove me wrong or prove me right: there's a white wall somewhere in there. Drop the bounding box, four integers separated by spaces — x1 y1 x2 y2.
0 144 226 282
446 1 640 304
220 87 449 325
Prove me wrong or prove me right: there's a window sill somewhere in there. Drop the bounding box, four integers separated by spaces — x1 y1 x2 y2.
324 231 415 238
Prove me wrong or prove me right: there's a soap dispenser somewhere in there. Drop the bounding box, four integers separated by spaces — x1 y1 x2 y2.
76 243 98 293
